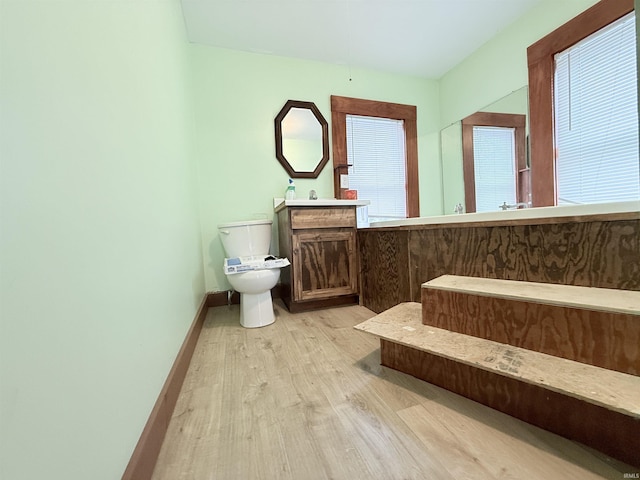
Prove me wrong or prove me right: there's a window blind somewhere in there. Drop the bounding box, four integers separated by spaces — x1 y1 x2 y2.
346 115 406 221
473 126 517 212
554 12 639 205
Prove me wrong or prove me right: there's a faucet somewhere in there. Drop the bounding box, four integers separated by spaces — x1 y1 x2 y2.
454 203 464 214
499 201 530 210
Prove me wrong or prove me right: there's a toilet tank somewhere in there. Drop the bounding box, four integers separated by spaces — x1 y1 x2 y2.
217 219 273 258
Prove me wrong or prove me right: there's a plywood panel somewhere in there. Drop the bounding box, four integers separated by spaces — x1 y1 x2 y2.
408 219 640 305
358 229 411 313
422 285 640 375
290 207 356 229
424 275 640 314
294 230 357 301
280 206 360 311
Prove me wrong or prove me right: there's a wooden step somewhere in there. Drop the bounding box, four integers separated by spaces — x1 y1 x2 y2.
354 302 639 418
354 302 640 467
421 275 640 375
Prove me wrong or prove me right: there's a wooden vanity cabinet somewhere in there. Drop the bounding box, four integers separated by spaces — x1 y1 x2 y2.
277 206 359 312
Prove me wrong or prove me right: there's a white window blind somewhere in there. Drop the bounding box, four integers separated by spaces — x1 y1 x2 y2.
473 126 517 212
347 115 406 221
554 12 639 205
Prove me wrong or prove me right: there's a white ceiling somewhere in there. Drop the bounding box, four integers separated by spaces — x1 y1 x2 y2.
180 0 543 79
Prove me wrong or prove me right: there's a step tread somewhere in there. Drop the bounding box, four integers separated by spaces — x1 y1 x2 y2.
354 302 640 418
423 275 640 316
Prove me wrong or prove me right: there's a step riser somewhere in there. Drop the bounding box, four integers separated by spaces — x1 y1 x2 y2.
381 339 640 467
422 288 640 375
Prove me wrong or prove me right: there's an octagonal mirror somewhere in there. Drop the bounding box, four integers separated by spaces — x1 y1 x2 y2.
274 100 329 178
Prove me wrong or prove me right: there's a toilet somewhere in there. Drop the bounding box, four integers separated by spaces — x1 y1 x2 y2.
218 219 286 328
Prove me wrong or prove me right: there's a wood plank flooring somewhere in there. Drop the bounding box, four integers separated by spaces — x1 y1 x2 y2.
151 301 634 480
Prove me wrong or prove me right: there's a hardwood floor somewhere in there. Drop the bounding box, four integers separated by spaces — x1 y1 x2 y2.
151 301 631 480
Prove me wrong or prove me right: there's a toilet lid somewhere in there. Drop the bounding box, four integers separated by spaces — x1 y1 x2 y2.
217 218 272 228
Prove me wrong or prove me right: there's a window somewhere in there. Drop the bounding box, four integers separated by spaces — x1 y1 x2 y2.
346 115 406 221
473 127 517 211
462 112 527 213
330 96 419 218
527 0 637 206
554 12 638 205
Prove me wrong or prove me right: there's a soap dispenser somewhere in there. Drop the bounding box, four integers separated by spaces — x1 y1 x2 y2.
285 178 296 200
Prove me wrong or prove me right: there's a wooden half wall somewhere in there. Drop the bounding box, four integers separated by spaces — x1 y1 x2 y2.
358 213 640 313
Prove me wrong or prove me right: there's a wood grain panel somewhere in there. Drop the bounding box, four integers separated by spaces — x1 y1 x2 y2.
358 229 411 313
331 95 416 117
408 227 490 302
331 108 348 198
408 219 640 303
380 340 640 468
461 122 477 213
277 208 293 300
294 231 357 301
403 116 420 218
527 54 556 207
279 206 360 311
422 289 640 375
290 207 356 229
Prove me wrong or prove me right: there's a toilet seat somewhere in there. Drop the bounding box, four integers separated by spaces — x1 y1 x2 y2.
224 267 282 294
223 256 290 275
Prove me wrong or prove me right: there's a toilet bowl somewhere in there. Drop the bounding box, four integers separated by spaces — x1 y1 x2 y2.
227 269 280 328
218 219 285 328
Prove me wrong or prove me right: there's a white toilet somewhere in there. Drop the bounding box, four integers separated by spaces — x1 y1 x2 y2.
218 219 285 328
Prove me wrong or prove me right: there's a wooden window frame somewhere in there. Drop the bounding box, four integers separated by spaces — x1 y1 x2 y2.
527 0 634 207
462 112 527 213
330 95 420 218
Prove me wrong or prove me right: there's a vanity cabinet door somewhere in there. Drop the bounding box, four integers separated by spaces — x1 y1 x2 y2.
291 229 357 302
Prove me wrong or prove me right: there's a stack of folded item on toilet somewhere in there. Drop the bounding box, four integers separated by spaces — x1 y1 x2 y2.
223 255 290 274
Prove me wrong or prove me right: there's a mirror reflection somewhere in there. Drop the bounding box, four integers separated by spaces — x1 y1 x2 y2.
274 100 329 179
441 87 529 214
281 108 323 172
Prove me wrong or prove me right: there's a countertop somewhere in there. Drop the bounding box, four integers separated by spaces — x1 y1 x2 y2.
274 197 370 213
365 200 640 229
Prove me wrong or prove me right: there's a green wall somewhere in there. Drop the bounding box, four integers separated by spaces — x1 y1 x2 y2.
0 2 204 479
191 46 440 292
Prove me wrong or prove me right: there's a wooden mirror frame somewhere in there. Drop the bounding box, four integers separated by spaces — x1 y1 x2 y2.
274 100 329 179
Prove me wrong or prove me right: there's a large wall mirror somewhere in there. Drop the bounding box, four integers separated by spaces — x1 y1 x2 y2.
274 100 329 179
440 0 637 215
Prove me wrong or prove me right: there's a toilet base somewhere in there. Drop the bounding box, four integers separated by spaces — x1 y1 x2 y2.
239 290 275 328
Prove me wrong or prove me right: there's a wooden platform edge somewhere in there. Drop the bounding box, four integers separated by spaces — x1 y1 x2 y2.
353 303 640 418
380 340 640 468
